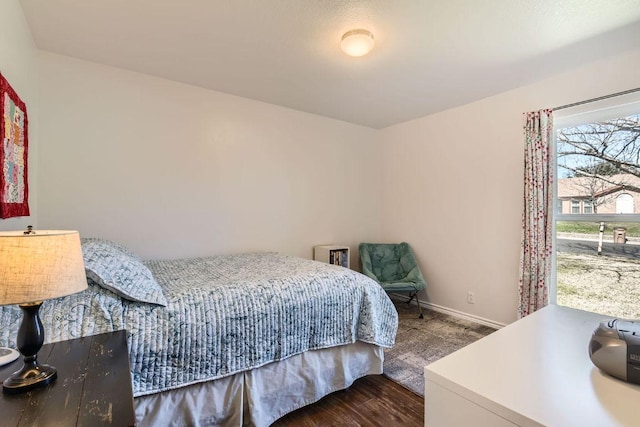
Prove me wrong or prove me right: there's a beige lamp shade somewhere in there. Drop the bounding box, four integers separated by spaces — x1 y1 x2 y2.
0 230 87 305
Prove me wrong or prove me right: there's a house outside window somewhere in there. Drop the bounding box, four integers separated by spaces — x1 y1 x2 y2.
554 95 640 319
558 175 640 214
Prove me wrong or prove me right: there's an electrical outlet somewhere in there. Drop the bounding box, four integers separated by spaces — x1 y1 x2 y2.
467 291 475 304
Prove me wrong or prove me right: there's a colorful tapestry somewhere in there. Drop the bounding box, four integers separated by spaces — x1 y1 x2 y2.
0 73 29 219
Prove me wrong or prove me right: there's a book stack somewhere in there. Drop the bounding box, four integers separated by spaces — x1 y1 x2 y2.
329 249 348 267
313 245 350 269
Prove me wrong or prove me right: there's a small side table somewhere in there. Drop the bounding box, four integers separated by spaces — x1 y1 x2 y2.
0 330 135 426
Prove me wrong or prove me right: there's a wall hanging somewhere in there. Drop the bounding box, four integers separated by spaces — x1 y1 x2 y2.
0 72 29 219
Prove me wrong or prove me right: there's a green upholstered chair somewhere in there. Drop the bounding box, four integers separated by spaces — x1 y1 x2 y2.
359 242 426 318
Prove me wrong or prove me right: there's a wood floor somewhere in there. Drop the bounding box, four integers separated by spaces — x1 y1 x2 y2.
272 374 424 427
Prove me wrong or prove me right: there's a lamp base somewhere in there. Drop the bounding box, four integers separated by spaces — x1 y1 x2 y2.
2 363 57 394
2 302 57 394
3 364 57 394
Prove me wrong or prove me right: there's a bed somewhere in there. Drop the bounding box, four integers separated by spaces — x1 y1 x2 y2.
0 239 398 426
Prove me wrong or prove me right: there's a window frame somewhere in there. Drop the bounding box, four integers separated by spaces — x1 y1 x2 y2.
551 93 640 306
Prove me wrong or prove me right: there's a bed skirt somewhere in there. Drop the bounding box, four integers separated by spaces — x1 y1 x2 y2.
135 342 384 426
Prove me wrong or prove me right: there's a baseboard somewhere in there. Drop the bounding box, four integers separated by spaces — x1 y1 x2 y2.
390 294 506 330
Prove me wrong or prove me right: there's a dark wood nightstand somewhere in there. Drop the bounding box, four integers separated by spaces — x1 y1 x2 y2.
0 330 135 426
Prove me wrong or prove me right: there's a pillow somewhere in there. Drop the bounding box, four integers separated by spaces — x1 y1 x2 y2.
81 238 167 306
81 237 141 260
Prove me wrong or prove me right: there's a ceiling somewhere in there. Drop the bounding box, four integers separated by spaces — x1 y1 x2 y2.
19 0 640 129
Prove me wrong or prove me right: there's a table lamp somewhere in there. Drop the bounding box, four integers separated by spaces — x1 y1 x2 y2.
0 229 87 394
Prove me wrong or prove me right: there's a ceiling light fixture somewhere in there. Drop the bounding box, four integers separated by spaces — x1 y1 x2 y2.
341 29 375 57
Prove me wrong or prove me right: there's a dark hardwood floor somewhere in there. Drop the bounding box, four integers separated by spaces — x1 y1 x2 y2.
272 374 423 426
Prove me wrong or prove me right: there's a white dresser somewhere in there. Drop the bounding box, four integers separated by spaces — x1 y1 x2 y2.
424 305 640 427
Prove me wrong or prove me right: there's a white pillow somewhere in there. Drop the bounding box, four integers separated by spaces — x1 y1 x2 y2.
81 238 167 306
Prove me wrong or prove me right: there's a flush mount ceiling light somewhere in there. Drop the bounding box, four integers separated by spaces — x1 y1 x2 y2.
340 29 375 57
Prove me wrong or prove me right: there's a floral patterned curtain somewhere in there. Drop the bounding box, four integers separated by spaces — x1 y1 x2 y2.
518 109 554 318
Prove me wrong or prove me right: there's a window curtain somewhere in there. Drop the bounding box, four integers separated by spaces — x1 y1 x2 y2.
518 109 554 318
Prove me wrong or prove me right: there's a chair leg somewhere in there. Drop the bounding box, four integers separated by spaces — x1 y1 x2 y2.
415 292 424 319
406 292 416 305
407 292 424 318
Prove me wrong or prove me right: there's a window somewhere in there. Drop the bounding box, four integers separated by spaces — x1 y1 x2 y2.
554 94 640 318
571 199 580 214
583 199 593 214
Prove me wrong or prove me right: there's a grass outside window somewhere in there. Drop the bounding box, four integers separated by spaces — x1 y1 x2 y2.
557 221 640 236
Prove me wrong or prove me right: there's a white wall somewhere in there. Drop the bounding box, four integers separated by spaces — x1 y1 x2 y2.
34 40 640 325
379 49 640 325
0 0 38 230
37 53 380 261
